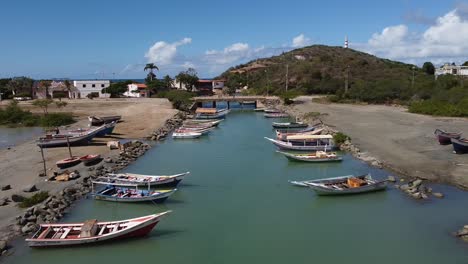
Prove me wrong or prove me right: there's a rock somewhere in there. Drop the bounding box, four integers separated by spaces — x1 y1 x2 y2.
26 215 37 222
411 192 422 199
21 223 36 234
0 240 7 251
394 184 400 189
410 179 422 188
400 184 410 191
433 192 444 198
104 157 113 163
38 172 46 177
421 193 428 199
11 194 25 202
387 176 396 182
22 184 38 193
0 198 8 206
1 185 11 191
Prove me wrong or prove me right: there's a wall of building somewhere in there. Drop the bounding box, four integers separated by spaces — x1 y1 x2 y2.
73 80 110 97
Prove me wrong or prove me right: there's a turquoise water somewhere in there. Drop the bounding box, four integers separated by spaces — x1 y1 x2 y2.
6 111 468 263
0 127 43 148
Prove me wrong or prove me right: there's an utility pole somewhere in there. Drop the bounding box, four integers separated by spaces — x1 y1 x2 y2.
39 146 47 177
285 64 289 92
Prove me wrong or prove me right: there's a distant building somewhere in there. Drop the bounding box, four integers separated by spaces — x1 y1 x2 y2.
173 79 225 93
435 64 468 78
124 83 148 98
73 80 110 98
33 80 79 99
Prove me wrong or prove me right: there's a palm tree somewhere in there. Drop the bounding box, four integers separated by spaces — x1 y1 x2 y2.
144 63 159 81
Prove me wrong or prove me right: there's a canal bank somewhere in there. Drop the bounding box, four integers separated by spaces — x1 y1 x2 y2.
3 111 468 263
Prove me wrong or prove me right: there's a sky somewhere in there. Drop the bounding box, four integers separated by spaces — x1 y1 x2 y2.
0 0 467 79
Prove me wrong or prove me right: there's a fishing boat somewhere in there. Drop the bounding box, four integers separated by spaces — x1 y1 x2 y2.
96 172 190 187
175 127 213 135
95 122 117 137
275 125 316 134
179 123 214 129
264 108 281 113
183 119 223 127
434 129 462 145
88 115 122 126
37 125 106 148
25 211 171 247
79 154 101 166
451 138 468 154
277 151 342 162
92 182 177 203
264 113 289 118
272 122 308 129
195 108 230 119
276 128 323 140
172 132 202 139
56 157 81 169
264 135 334 151
290 174 387 195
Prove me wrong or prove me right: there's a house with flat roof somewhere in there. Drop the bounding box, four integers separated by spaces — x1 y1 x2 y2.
73 80 110 98
124 83 148 98
435 64 468 78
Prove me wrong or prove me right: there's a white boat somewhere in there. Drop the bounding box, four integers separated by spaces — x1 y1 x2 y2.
290 174 387 195
92 181 177 203
26 211 171 247
96 172 190 187
176 126 214 135
172 132 202 139
183 119 223 126
264 136 334 151
195 108 230 119
277 151 342 162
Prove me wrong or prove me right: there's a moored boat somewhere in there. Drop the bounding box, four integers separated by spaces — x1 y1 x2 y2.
88 115 122 126
264 136 334 151
277 151 342 162
264 108 281 113
264 113 289 118
92 182 177 203
79 154 101 166
172 132 202 139
175 127 213 135
451 138 468 154
272 122 308 129
56 156 81 169
290 174 387 195
195 108 230 119
434 129 462 145
26 211 171 247
183 119 223 127
276 128 323 140
97 172 190 187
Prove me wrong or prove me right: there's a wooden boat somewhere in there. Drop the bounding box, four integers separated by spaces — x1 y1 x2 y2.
79 154 101 166
290 174 387 195
264 136 334 151
183 119 222 127
276 128 323 140
451 138 468 154
264 108 281 113
277 151 342 162
434 129 461 145
96 122 117 137
264 113 289 118
92 182 177 203
172 132 202 139
37 125 105 148
88 115 122 126
195 108 230 119
56 156 81 169
179 123 213 130
272 122 308 129
97 172 190 187
175 127 213 135
26 211 171 247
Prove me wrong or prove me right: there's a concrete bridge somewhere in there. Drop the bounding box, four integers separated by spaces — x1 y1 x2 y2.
192 95 279 109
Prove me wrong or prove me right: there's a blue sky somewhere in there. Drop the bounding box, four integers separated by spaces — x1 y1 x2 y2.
0 0 466 79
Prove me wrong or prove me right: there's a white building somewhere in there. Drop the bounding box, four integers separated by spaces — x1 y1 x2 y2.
435 64 468 78
124 83 148 98
73 80 110 98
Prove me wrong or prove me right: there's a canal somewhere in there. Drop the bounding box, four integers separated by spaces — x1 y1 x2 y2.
6 111 468 263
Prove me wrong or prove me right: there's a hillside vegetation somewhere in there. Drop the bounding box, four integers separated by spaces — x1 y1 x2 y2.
220 45 468 117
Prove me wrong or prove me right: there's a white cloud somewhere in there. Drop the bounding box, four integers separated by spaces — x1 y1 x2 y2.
356 9 468 65
203 42 251 65
292 34 311 48
145 38 192 65
182 61 195 69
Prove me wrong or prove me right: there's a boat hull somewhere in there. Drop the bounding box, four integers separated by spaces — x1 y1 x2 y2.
99 172 189 187
94 188 177 203
451 138 468 154
310 181 387 195
265 137 333 151
434 129 461 145
283 154 342 163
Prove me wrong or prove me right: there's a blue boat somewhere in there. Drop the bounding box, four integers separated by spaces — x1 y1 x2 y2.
96 122 117 137
451 138 468 154
37 125 105 148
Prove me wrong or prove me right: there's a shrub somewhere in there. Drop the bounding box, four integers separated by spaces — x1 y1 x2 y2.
157 90 195 111
86 92 99 99
40 113 75 127
18 191 49 208
333 132 350 146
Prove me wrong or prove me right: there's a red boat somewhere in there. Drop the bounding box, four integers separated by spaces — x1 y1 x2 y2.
26 211 171 247
79 154 101 166
434 129 462 145
56 157 81 169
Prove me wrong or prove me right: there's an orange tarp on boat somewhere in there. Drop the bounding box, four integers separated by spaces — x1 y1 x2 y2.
196 108 217 114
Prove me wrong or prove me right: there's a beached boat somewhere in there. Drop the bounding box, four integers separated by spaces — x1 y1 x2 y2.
172 132 202 139
56 156 81 169
79 154 101 166
290 174 387 195
37 125 106 148
264 113 289 118
434 129 461 145
95 122 117 137
26 211 171 247
272 122 308 129
97 172 190 187
195 108 230 119
277 151 342 162
264 136 334 151
92 182 177 203
88 115 122 126
451 138 468 154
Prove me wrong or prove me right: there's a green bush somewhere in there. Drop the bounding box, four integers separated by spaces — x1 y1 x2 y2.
0 101 39 126
40 113 75 127
333 132 350 146
18 191 49 208
408 100 468 117
157 90 195 111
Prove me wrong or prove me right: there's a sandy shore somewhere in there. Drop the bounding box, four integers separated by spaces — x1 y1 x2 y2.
289 96 468 189
0 98 178 239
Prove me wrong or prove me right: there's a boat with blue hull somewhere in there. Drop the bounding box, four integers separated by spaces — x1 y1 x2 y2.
37 125 106 148
451 138 468 154
92 182 177 203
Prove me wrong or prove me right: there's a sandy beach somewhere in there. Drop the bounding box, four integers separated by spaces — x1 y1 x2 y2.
289 96 468 189
0 98 178 239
